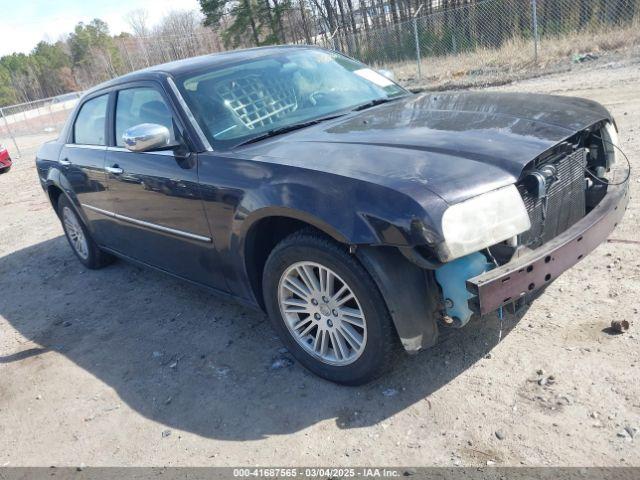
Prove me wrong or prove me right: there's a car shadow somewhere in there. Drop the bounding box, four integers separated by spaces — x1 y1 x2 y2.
0 237 526 441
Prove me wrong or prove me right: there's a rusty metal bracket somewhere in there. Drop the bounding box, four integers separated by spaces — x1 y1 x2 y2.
467 183 630 315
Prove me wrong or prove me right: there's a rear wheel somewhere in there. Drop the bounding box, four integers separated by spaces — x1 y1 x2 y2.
263 231 396 385
57 195 114 269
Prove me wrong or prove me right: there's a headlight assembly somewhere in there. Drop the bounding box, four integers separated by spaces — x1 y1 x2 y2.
441 185 531 261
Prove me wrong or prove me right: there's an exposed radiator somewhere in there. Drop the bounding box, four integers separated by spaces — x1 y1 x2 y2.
518 148 587 248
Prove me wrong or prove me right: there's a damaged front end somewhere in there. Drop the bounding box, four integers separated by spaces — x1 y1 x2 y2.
410 121 630 328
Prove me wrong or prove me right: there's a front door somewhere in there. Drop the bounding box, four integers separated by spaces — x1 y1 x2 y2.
104 84 226 290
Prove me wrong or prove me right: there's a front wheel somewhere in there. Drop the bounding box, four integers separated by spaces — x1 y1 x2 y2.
263 231 397 385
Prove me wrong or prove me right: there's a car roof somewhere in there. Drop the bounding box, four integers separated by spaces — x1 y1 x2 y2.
85 45 326 95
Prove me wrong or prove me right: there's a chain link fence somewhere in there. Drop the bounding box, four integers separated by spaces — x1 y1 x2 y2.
321 0 640 88
0 92 82 157
2 0 639 157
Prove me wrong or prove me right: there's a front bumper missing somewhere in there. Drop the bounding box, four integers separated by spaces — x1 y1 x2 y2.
467 182 630 316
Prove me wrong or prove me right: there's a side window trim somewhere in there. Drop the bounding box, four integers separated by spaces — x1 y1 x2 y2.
65 144 108 151
105 146 176 156
71 92 110 146
166 77 212 152
112 81 185 150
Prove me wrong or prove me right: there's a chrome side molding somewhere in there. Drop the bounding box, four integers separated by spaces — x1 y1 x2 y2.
81 204 212 243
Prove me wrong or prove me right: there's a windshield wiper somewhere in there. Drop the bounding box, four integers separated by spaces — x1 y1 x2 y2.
351 97 396 112
235 114 346 147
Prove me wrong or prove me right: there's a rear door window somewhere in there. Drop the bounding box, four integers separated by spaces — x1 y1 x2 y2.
73 94 109 145
115 87 175 147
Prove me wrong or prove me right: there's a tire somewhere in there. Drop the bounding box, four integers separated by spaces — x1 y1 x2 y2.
263 230 397 385
57 194 115 269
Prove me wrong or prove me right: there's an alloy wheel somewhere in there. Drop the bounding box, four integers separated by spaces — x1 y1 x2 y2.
62 206 89 260
278 261 367 366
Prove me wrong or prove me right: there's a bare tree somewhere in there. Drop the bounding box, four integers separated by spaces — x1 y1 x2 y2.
125 9 151 37
155 10 204 37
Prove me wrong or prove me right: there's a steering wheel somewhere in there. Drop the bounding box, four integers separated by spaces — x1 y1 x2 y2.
309 90 337 106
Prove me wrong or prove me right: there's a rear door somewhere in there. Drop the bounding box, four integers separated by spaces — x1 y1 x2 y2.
59 92 117 245
103 82 226 289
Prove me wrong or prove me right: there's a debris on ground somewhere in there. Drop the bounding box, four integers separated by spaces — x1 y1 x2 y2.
270 356 294 370
573 52 599 63
609 320 630 334
538 375 556 387
161 429 172 438
495 430 506 440
382 388 398 397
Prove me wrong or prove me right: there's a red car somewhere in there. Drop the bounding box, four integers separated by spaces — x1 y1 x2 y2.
0 144 12 173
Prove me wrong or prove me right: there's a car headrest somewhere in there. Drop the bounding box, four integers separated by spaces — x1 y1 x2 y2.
139 101 170 122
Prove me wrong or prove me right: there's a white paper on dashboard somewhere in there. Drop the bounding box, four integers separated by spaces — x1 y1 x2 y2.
354 68 394 87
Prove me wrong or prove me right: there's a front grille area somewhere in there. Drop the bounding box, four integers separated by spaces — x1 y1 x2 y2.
518 148 587 248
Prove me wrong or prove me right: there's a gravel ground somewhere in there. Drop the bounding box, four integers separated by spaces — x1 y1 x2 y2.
0 58 639 467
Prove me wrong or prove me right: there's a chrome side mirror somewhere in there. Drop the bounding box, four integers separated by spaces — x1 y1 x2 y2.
123 123 171 152
377 69 395 81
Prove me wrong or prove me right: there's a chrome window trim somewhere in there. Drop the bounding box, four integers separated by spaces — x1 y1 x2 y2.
65 144 107 151
106 146 176 156
82 204 212 243
166 76 213 152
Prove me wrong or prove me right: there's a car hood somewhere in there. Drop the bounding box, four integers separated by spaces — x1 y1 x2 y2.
238 91 612 204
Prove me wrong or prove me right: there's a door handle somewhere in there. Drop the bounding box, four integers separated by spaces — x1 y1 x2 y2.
105 166 123 175
59 158 71 166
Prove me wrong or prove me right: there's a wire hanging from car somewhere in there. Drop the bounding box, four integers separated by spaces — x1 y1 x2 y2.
484 248 505 343
587 134 632 186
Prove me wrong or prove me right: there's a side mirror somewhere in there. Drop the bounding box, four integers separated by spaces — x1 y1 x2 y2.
123 123 171 152
377 69 395 81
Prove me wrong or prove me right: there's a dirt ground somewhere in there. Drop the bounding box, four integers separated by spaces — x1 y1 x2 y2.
0 57 639 468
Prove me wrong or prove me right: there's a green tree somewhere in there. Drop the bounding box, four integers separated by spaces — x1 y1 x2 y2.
0 63 18 106
67 19 124 85
199 0 284 47
32 41 73 97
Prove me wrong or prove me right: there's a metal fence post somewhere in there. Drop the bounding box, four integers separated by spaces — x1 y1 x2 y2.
0 107 21 158
531 0 539 65
413 5 424 81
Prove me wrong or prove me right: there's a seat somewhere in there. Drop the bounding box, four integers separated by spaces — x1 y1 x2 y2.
139 100 174 135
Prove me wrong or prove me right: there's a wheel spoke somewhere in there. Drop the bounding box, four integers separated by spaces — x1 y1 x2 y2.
283 297 310 314
338 324 363 350
319 267 335 296
297 265 320 293
331 329 348 360
283 276 310 299
312 329 323 353
298 320 316 338
335 291 355 307
320 329 329 356
339 306 365 327
318 267 327 294
331 284 348 301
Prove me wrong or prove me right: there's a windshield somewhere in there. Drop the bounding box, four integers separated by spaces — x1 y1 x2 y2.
176 49 408 149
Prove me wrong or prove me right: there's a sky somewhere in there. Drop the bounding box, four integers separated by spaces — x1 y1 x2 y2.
0 0 202 57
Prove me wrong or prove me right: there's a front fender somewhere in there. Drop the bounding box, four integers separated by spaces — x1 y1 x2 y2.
231 166 439 249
